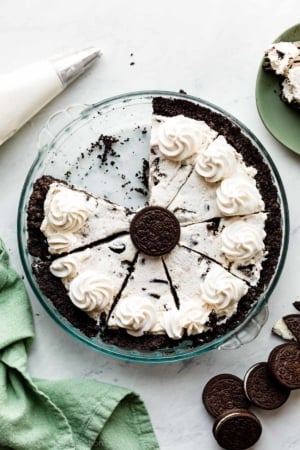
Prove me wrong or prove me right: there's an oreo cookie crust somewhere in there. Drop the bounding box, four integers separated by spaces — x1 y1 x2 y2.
244 362 290 409
202 374 250 418
213 409 262 450
268 343 300 390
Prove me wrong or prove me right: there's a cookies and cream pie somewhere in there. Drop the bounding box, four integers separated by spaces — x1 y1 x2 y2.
263 41 300 109
27 96 283 349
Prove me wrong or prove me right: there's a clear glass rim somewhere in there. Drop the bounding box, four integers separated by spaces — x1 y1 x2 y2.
17 90 290 363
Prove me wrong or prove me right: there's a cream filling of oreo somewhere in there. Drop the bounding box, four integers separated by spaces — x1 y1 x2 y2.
272 318 297 341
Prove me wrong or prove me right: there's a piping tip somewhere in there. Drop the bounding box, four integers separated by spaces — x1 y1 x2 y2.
51 46 102 87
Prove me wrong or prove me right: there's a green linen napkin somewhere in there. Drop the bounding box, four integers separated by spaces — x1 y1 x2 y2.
0 238 160 450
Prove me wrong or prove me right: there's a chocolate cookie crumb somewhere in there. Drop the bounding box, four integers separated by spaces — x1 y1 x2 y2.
293 301 300 311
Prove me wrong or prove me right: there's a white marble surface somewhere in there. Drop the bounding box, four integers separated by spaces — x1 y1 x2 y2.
1 1 300 449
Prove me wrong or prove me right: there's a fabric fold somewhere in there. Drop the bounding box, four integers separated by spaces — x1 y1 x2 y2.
0 238 159 450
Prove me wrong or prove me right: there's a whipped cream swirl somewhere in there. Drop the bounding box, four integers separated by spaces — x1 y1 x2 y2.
50 249 91 279
154 115 216 162
200 265 248 316
179 303 210 335
162 309 184 340
221 221 266 265
113 296 157 337
47 233 78 254
42 185 97 233
68 271 114 317
195 136 237 182
216 177 264 216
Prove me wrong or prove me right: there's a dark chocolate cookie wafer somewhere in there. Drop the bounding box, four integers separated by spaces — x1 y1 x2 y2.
129 206 180 256
213 409 262 450
202 374 250 418
244 362 290 409
293 301 300 312
283 315 300 341
268 343 300 390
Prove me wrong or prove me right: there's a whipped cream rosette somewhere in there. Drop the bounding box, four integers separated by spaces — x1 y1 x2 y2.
149 114 217 207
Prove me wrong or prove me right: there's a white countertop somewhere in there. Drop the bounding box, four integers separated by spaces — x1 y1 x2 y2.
1 1 300 449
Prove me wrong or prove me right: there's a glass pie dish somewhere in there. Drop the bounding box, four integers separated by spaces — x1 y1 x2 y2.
17 91 289 363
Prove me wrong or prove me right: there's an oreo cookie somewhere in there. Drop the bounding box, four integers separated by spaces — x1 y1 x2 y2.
129 206 180 256
273 314 300 342
268 343 300 390
213 409 262 450
283 315 300 341
244 362 290 409
202 374 250 418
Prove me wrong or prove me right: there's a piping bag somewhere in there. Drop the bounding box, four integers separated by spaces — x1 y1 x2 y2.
0 47 101 146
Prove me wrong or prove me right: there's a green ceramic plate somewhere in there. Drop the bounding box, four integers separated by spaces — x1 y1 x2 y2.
256 23 300 153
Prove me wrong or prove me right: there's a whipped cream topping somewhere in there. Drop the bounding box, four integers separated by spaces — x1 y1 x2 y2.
50 249 91 280
42 183 97 233
221 221 266 266
195 135 238 182
163 246 244 320
69 271 114 318
161 310 184 340
179 302 210 336
282 65 300 104
265 42 300 75
108 253 177 335
151 114 217 162
47 233 78 254
41 182 131 254
179 213 267 286
200 265 248 316
112 296 158 337
161 305 210 339
49 235 137 320
216 177 264 216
